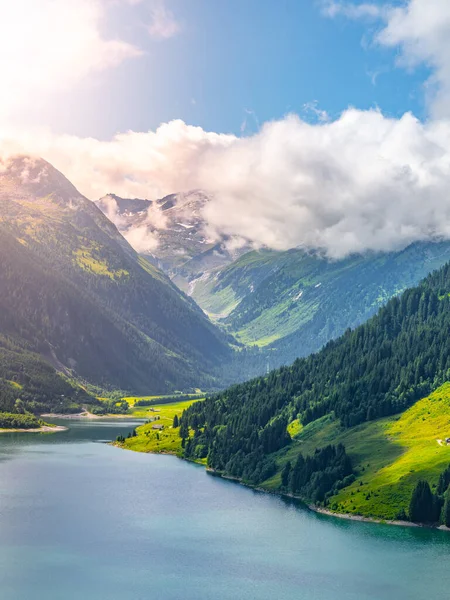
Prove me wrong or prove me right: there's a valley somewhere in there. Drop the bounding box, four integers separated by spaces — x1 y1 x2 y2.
97 192 450 370
3 155 450 528
6 1 450 597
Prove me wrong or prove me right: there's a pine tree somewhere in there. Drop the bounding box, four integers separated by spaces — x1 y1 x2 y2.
441 487 450 527
281 461 291 489
173 414 179 428
409 480 435 523
179 420 188 439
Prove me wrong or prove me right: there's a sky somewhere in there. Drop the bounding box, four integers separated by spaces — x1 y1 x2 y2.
4 0 450 258
1 0 429 138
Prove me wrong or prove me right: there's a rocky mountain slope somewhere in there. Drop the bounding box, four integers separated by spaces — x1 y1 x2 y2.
96 191 249 288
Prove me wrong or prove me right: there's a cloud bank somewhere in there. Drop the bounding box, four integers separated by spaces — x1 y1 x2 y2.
5 108 450 259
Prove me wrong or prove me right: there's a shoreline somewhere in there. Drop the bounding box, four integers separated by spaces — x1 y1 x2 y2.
0 425 68 434
41 411 143 420
204 467 450 532
112 425 450 533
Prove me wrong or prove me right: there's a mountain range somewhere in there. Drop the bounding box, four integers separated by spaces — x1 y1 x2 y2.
96 191 249 287
0 156 230 412
97 191 450 370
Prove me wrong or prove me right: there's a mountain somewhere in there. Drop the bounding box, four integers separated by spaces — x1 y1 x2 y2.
0 156 231 408
178 260 450 521
97 191 450 374
96 191 249 285
189 243 450 366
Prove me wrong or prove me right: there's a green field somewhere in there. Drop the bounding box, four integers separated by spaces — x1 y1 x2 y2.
262 383 450 520
120 398 203 457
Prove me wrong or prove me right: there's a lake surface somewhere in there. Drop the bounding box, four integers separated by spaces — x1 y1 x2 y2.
1 420 450 600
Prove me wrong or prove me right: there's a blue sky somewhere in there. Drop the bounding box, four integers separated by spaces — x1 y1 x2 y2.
30 0 431 139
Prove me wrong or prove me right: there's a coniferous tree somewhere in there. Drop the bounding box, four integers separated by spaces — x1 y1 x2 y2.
437 464 450 495
409 480 435 523
179 420 188 440
173 414 179 428
442 487 450 527
281 461 291 489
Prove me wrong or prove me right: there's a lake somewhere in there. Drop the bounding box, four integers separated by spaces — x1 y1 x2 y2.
1 419 450 600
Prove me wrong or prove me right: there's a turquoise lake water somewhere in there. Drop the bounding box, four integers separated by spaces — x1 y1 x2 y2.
1 419 450 600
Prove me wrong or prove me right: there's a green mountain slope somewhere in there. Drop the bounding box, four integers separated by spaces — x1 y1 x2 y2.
0 333 88 415
0 156 230 401
179 261 450 520
191 243 450 366
264 383 450 520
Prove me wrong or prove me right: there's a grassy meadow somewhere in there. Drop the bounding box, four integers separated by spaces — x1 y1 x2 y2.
263 383 450 520
120 397 203 458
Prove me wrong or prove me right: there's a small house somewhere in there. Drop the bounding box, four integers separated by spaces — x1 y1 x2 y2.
152 424 164 430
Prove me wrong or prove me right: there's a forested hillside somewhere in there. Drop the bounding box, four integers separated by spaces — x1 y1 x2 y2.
0 333 88 414
180 261 450 492
0 155 231 408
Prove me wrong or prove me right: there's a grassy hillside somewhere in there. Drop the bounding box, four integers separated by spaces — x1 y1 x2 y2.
0 155 231 403
191 243 450 367
262 383 450 520
119 398 201 457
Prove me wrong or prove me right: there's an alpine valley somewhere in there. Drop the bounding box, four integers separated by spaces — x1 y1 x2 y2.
4 155 450 526
97 191 450 369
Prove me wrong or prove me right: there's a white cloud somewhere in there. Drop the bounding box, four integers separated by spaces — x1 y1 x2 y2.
147 4 181 39
0 0 141 122
322 2 384 20
302 101 330 123
3 0 450 260
6 108 450 259
124 225 160 252
325 0 450 118
376 0 450 118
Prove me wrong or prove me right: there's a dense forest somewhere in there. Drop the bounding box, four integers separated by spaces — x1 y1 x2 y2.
282 444 354 503
180 261 450 488
0 412 43 429
0 332 87 414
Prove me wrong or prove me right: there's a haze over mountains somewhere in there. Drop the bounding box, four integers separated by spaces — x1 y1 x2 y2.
0 156 230 412
96 191 250 286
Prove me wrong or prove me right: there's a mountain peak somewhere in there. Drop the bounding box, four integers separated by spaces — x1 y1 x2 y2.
0 154 83 204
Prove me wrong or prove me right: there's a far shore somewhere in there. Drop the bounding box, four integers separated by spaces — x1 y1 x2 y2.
0 425 68 434
40 411 143 420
